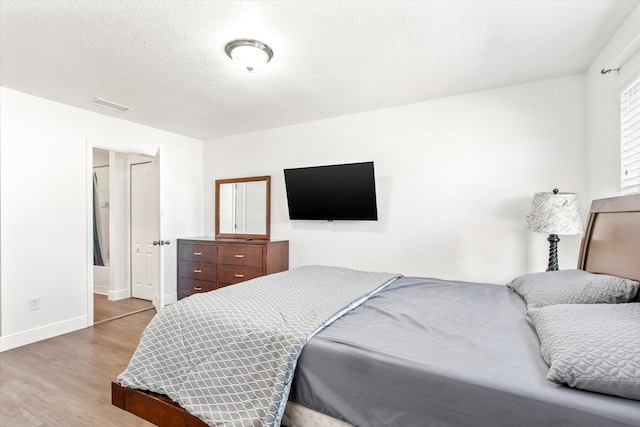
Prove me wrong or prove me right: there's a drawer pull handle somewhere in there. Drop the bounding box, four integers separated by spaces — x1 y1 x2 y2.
194 269 202 273
193 252 202 256
234 254 244 258
235 274 244 278
193 287 202 291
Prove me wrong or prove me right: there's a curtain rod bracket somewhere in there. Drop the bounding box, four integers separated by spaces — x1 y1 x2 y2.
601 67 620 74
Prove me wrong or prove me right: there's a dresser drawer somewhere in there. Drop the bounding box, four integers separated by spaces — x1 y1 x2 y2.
218 264 262 285
177 238 288 300
218 245 263 267
179 261 217 282
179 243 217 262
178 278 217 297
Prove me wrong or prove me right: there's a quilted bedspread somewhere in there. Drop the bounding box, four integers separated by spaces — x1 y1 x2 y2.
118 265 400 427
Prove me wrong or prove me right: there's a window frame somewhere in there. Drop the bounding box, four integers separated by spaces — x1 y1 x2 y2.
620 77 640 195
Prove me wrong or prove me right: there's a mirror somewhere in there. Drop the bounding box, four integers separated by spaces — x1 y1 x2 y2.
215 176 270 240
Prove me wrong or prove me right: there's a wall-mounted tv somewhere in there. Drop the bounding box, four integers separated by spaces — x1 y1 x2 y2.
284 161 378 221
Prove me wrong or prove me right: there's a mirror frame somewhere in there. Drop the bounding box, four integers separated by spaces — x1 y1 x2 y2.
215 175 271 241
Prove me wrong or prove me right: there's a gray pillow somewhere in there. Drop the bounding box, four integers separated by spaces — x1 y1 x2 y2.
507 269 638 308
528 303 640 400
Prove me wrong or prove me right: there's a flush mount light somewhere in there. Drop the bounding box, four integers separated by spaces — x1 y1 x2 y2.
225 39 273 73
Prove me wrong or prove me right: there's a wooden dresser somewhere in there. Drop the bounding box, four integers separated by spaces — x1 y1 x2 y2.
177 238 289 299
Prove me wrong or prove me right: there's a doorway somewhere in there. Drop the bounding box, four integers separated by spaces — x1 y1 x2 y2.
89 145 161 325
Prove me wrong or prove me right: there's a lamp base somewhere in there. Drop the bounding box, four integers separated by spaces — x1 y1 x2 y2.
546 234 560 272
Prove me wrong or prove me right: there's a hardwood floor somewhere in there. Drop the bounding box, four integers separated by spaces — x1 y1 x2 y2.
94 294 154 324
0 310 156 426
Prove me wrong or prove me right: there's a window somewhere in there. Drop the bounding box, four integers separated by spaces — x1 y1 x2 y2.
621 78 640 195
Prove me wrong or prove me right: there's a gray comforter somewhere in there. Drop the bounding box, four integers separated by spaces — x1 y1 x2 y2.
290 276 640 426
118 265 400 427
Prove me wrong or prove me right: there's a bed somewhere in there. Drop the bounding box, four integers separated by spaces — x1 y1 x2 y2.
112 193 640 426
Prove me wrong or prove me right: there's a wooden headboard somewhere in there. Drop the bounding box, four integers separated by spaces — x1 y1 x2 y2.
578 193 640 284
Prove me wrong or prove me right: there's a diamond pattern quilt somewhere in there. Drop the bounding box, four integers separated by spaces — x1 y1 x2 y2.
118 265 400 427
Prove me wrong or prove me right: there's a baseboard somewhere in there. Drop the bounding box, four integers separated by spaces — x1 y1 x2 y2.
164 292 178 306
109 288 130 301
94 289 109 296
0 315 87 352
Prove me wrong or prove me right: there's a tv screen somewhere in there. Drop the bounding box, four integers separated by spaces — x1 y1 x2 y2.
284 161 378 221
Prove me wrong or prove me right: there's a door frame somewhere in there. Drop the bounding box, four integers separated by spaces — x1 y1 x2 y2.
85 140 163 326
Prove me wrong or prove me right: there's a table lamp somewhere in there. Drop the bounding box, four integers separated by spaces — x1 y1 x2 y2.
526 189 584 271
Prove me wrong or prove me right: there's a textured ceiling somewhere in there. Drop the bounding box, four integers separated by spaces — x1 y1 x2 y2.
1 1 638 140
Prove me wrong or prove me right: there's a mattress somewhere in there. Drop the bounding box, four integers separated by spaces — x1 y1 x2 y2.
289 277 640 426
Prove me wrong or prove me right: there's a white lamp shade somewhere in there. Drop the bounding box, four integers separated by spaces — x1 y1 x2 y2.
526 191 584 235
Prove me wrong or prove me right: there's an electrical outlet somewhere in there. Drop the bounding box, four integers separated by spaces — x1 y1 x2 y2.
29 297 40 311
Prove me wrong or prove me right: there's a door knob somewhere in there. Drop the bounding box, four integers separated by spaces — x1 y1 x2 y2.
153 240 171 246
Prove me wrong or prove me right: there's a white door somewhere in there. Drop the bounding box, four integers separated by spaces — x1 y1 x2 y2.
131 162 154 301
151 149 164 311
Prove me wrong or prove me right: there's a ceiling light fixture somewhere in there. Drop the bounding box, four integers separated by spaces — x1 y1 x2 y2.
225 39 273 73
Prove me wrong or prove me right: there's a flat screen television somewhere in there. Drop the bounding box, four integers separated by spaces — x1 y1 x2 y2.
284 161 378 221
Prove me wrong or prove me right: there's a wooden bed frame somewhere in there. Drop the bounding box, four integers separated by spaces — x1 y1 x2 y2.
577 194 640 285
112 193 640 426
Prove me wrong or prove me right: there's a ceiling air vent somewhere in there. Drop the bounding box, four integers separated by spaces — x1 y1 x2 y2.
91 98 133 112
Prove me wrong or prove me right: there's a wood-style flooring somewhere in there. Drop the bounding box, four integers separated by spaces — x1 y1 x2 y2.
94 294 154 324
0 310 156 426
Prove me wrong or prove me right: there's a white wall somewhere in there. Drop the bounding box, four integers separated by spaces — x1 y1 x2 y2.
0 87 204 350
93 148 110 167
109 151 129 300
586 5 640 202
204 75 587 284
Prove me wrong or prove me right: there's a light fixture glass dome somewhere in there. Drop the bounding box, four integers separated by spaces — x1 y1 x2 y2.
225 39 273 73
